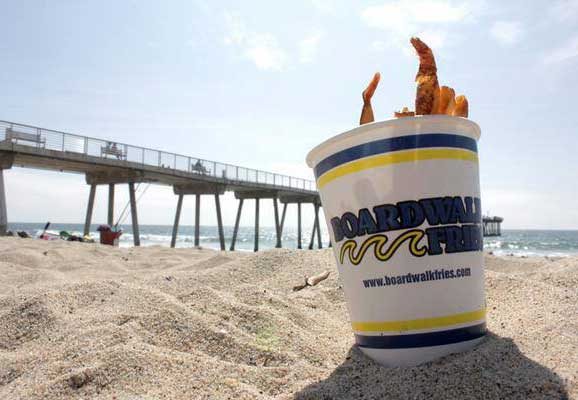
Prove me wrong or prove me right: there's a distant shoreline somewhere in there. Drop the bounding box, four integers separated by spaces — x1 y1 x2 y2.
5 222 578 257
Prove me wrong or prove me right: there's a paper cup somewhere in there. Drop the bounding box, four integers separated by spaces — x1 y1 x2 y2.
306 115 486 367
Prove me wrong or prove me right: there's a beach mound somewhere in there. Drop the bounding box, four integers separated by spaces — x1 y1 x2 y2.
0 238 576 399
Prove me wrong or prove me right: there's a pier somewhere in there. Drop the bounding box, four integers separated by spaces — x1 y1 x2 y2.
483 216 504 237
0 120 323 251
0 119 505 249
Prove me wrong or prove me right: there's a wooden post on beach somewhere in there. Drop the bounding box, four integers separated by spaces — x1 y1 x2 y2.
107 183 115 226
0 170 7 236
297 202 302 249
194 194 200 247
83 184 96 236
254 198 260 252
273 198 282 248
170 194 183 248
128 182 140 246
214 193 225 251
315 204 322 249
230 198 244 251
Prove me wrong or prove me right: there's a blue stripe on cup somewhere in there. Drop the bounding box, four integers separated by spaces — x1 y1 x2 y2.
314 133 478 179
354 323 486 349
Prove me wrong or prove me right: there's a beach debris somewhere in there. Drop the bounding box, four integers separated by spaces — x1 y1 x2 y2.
17 231 31 239
292 270 331 291
68 370 93 389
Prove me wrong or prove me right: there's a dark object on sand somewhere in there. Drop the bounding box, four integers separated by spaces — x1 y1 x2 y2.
97 224 123 246
39 222 51 239
17 231 31 238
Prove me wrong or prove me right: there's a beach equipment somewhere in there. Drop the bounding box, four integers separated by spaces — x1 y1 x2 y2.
97 224 122 246
306 115 486 366
38 222 59 240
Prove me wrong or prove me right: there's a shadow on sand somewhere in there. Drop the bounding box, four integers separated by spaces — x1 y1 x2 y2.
295 333 569 399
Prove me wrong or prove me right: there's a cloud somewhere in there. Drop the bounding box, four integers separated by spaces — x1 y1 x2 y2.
549 0 578 22
361 0 468 31
489 20 523 45
299 32 324 64
311 0 337 14
224 12 288 71
543 35 578 64
360 0 483 49
415 29 448 49
371 40 386 52
244 34 288 71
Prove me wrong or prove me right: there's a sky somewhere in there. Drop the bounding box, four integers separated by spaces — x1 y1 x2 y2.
1 0 578 229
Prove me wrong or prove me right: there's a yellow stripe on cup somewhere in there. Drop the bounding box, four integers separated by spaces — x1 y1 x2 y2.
352 308 486 333
317 148 478 189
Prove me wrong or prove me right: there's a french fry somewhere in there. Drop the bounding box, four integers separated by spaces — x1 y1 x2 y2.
366 37 470 120
445 91 456 115
432 86 441 115
411 37 439 115
452 95 469 117
434 86 454 115
394 107 416 118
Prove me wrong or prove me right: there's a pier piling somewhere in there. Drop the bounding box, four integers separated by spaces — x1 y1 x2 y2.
482 216 503 237
107 183 115 226
230 199 244 251
128 182 140 246
308 214 317 250
194 194 200 247
214 193 225 251
170 194 184 248
83 184 96 236
273 198 282 248
254 198 260 252
0 170 7 236
297 202 302 249
315 203 322 249
280 203 287 236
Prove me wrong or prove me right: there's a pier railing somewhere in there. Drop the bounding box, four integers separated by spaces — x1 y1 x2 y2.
0 120 316 191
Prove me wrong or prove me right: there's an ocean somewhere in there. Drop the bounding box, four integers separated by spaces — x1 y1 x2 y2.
6 222 329 252
6 223 578 257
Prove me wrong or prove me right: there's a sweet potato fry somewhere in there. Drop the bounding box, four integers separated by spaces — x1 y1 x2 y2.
434 86 455 115
394 107 415 118
432 86 441 115
452 95 469 117
411 37 439 115
360 72 381 125
445 92 456 115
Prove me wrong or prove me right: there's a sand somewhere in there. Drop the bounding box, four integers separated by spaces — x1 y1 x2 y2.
0 237 576 399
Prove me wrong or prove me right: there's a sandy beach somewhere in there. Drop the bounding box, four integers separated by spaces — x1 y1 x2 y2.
0 237 576 399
